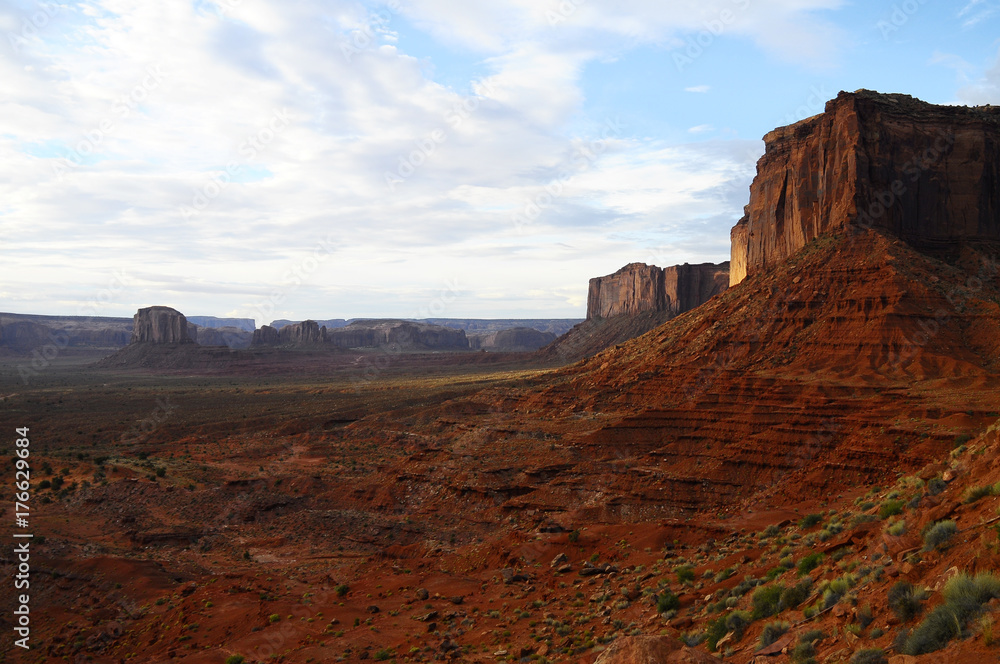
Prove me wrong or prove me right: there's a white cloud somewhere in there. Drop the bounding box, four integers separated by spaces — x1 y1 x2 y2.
957 45 1000 104
688 124 714 134
958 0 1000 27
1 0 833 320
685 85 711 93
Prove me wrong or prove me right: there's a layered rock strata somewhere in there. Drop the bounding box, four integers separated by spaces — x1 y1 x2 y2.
586 262 729 320
731 90 1000 285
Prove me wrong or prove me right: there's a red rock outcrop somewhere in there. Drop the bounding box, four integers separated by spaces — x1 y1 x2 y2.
130 306 193 344
250 325 280 346
552 261 728 360
588 262 728 319
588 263 667 318
278 319 324 344
731 89 1000 285
662 263 730 316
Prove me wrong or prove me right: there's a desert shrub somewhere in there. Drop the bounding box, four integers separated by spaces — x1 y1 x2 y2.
849 649 887 664
725 610 752 641
954 433 973 447
903 603 966 655
752 585 783 620
927 477 947 496
335 584 350 597
869 627 884 639
791 641 816 664
887 520 906 536
852 513 877 526
779 579 813 610
822 577 851 609
964 484 999 504
857 604 874 628
373 649 393 661
902 573 1000 655
675 564 695 584
800 629 824 643
878 500 905 519
761 524 782 538
714 566 735 583
705 617 728 651
981 616 996 647
759 621 790 647
799 513 823 529
798 553 824 576
922 520 957 551
730 576 762 598
268 614 280 623
943 572 1000 606
568 529 580 543
225 657 245 664
657 591 679 613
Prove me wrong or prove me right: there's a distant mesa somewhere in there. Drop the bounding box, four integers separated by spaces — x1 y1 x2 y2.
731 89 1000 286
130 306 194 344
186 316 256 333
543 260 729 361
252 319 470 350
0 319 55 352
250 325 280 346
270 318 348 330
324 319 469 350
587 262 729 319
194 325 253 349
423 318 582 336
251 320 324 346
0 312 132 352
279 319 325 345
469 327 556 352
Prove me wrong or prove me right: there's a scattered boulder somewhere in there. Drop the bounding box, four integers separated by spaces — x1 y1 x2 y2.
501 568 530 584
580 561 619 576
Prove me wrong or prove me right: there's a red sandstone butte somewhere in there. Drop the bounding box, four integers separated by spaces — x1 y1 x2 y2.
730 89 1000 285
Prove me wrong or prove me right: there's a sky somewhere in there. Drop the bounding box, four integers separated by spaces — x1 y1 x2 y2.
1 0 999 324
